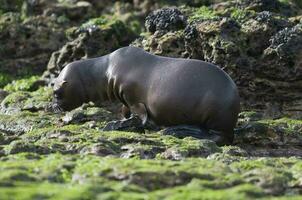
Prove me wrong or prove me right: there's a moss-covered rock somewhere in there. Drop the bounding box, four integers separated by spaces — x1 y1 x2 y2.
1 0 302 198
0 153 301 199
135 1 302 118
0 13 67 85
44 15 138 78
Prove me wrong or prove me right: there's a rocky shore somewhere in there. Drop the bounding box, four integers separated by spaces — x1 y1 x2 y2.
0 0 301 199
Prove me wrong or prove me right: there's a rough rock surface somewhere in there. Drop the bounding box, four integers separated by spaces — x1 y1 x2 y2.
0 0 302 199
145 8 187 33
43 16 137 79
0 84 301 198
135 1 302 118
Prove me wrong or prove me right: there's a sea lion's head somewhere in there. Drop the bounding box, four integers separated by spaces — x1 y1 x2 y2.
51 65 86 112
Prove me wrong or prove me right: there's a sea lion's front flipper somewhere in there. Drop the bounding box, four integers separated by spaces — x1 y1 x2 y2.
161 125 228 146
121 105 131 119
130 103 148 125
129 103 160 131
103 103 160 132
103 103 147 132
102 115 144 133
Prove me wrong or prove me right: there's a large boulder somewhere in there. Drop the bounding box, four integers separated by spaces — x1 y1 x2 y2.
0 13 66 80
43 16 137 79
135 5 302 117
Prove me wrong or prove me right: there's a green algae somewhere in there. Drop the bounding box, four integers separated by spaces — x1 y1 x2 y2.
1 86 52 114
230 9 257 23
3 76 40 92
189 6 219 22
81 15 135 40
0 73 13 88
259 118 302 135
0 83 301 199
0 153 301 199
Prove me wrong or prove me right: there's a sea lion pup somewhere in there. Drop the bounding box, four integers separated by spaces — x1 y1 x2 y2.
52 46 240 145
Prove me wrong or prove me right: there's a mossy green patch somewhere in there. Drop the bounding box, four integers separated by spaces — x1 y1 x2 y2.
0 73 13 88
81 15 132 39
0 154 301 199
189 6 219 22
230 8 257 23
1 87 52 114
259 118 302 135
3 76 40 92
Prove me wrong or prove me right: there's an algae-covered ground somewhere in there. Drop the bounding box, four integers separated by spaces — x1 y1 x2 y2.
0 0 302 199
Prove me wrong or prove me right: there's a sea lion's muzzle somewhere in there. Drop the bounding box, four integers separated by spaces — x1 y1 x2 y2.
52 101 64 113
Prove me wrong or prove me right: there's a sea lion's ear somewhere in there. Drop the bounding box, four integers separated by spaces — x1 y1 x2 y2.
59 80 67 88
54 80 67 91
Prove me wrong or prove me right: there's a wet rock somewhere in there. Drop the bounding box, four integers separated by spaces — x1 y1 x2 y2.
145 8 187 33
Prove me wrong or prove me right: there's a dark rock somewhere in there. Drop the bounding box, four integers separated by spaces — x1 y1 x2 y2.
266 23 302 63
0 90 9 104
103 116 145 133
137 7 302 117
0 13 66 77
145 8 187 33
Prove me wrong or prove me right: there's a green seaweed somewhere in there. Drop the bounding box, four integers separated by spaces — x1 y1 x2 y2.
3 76 40 92
189 6 219 22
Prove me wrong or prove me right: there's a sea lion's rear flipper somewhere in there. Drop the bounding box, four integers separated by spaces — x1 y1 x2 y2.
161 125 231 146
